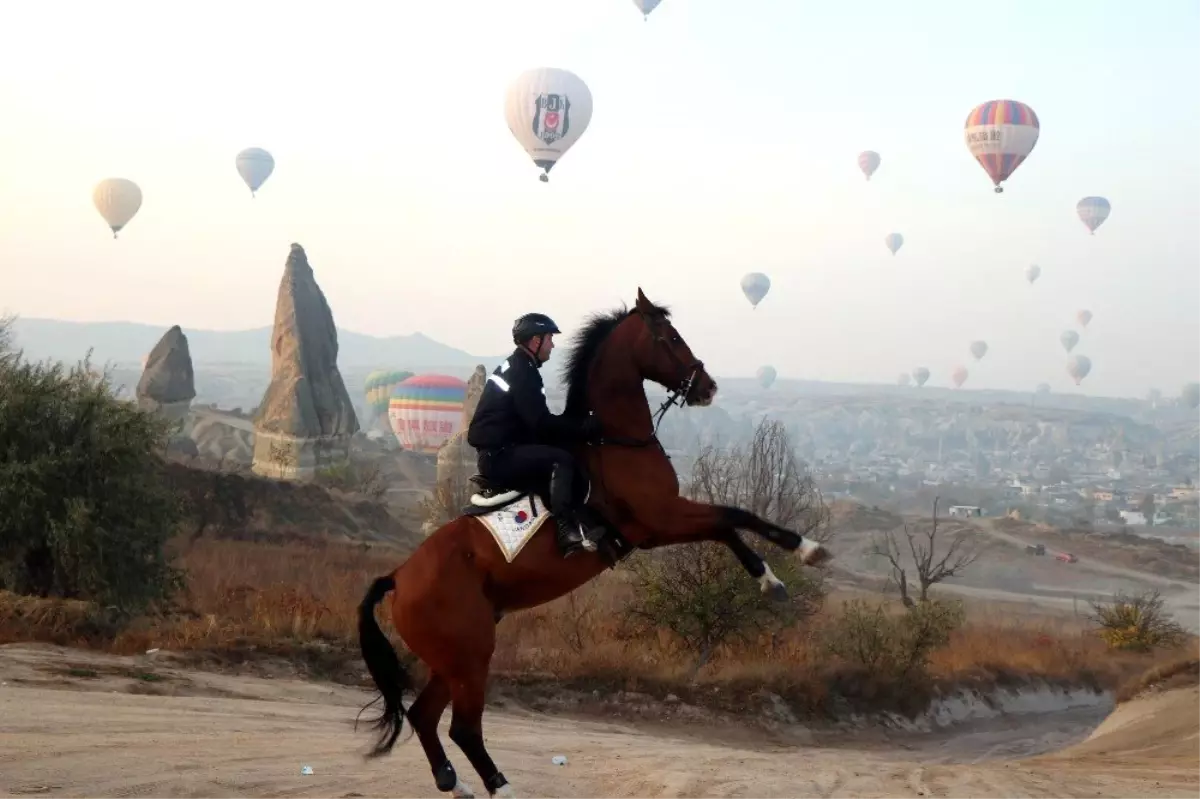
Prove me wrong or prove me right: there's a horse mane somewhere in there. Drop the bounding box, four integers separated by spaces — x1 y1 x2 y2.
561 298 670 415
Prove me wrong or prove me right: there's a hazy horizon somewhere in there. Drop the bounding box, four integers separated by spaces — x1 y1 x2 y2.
2 0 1198 399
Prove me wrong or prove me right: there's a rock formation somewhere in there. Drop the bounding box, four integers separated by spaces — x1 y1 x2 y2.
136 325 196 430
434 364 488 528
252 243 359 480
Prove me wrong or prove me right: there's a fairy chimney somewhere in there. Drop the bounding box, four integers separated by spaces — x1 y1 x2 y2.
252 243 360 480
136 325 196 429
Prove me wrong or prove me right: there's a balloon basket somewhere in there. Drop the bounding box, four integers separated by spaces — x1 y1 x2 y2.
539 174 549 183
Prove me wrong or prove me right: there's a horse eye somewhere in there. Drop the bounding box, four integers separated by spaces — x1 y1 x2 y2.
670 334 681 343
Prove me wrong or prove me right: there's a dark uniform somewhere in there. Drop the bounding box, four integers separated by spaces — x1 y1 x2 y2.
467 313 602 557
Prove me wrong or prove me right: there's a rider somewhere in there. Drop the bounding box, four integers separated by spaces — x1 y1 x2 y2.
467 313 604 558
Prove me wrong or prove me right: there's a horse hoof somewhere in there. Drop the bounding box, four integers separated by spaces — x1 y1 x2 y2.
799 539 832 567
766 581 789 602
490 784 516 798
451 779 476 798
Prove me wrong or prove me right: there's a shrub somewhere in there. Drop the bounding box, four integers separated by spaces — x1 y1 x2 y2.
823 598 966 678
1089 590 1187 652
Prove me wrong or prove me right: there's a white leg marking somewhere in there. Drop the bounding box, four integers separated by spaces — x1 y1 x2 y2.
798 537 831 566
451 778 476 798
758 562 786 594
491 783 516 798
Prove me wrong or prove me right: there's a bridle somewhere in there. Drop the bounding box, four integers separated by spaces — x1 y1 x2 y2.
589 310 703 450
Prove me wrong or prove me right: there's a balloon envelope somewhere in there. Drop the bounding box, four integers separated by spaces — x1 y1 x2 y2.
504 67 593 182
1025 264 1041 284
1077 309 1093 328
1060 330 1079 352
1067 355 1092 385
632 0 663 17
884 233 904 255
963 99 1040 192
912 367 930 387
1077 196 1111 234
740 272 771 307
858 150 881 180
756 365 777 389
388 374 468 454
970 340 988 361
235 147 275 195
951 366 968 388
92 178 143 237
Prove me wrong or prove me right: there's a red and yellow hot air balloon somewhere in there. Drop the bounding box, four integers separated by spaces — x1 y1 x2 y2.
963 100 1040 193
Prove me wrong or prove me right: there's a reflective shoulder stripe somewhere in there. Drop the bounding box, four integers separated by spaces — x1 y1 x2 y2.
541 386 546 396
499 359 511 373
488 373 511 392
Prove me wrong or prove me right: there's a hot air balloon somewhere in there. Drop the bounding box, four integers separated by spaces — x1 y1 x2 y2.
884 233 904 255
969 340 988 361
912 367 930 387
1076 309 1093 328
504 67 593 183
1067 355 1092 386
367 370 413 418
1060 330 1079 353
235 147 275 197
1181 382 1200 410
897 372 911 387
858 150 881 180
1076 196 1110 235
1025 264 1041 284
1036 383 1051 395
756 365 777 389
387 374 468 454
632 0 662 19
740 272 771 308
92 178 142 238
951 365 968 388
963 99 1040 193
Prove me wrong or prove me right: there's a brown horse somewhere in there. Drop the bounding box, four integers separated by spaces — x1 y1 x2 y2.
357 288 830 798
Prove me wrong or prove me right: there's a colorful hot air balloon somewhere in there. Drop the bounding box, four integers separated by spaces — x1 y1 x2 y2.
632 0 663 19
969 340 988 361
740 272 771 308
235 147 275 197
756 365 777 389
858 150 881 180
884 233 904 255
912 367 930 387
897 372 911 387
1077 309 1093 328
367 370 414 418
963 99 1040 193
1076 196 1111 235
1025 264 1041 284
1067 355 1092 386
504 67 593 183
951 365 968 388
92 178 143 238
1060 330 1079 353
387 374 468 454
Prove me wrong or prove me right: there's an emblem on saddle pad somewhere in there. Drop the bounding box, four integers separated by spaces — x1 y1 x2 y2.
474 495 553 563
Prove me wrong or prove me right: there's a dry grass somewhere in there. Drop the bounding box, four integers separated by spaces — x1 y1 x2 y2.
2 536 1195 720
1115 657 1200 703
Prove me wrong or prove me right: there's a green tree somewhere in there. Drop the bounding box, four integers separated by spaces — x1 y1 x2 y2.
0 322 183 615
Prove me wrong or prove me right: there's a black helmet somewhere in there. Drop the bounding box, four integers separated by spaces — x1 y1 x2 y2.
512 313 561 345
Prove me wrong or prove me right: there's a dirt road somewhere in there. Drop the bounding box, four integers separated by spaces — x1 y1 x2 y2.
1 645 1195 798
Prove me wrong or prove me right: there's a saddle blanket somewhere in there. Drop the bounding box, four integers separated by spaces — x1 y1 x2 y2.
475 496 553 563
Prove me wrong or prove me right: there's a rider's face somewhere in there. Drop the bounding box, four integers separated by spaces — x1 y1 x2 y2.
525 333 554 362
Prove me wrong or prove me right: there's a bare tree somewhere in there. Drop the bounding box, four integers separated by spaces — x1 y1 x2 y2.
870 496 983 607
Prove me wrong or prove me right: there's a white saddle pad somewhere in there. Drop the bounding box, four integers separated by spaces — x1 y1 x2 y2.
474 495 553 563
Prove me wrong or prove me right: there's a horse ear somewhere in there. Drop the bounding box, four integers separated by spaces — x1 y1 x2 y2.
635 287 652 312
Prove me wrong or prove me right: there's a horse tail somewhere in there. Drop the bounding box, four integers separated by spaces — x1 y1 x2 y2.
356 573 412 758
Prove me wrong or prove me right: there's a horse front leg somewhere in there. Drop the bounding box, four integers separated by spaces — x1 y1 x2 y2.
721 531 789 602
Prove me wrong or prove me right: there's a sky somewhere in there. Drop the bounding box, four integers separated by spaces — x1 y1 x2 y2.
1 0 1198 399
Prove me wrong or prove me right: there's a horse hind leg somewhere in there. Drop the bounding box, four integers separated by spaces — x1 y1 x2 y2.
721 532 788 602
719 504 831 566
447 669 513 798
408 674 476 798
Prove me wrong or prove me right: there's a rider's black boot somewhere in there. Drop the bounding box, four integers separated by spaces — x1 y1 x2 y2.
550 463 597 558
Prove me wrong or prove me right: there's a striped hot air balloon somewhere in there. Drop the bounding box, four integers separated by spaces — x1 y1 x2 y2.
387 374 468 454
963 100 1040 193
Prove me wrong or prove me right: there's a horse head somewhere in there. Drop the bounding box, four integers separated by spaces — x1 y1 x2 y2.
624 287 718 407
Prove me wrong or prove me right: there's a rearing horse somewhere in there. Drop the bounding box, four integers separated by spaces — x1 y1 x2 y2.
357 288 831 798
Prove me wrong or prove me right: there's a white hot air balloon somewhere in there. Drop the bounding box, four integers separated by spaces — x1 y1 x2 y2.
632 0 663 20
235 147 275 197
504 67 593 183
1060 330 1079 353
740 272 771 308
92 178 143 238
1067 354 1092 386
969 340 988 361
756 365 777 389
1025 264 1041 284
912 367 930 387
884 233 904 255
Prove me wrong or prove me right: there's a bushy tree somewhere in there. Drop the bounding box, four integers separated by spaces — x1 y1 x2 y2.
1089 590 1187 652
0 319 183 615
624 418 830 675
824 598 965 678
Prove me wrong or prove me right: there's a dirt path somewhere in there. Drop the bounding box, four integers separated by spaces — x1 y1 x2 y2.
0 645 1195 798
